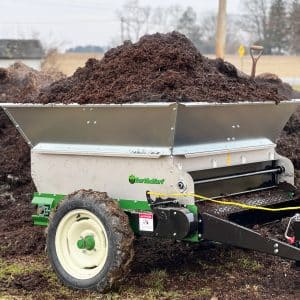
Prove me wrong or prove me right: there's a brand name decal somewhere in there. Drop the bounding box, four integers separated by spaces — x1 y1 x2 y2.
128 175 165 185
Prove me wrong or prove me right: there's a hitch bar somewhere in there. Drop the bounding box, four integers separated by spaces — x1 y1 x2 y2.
200 212 300 262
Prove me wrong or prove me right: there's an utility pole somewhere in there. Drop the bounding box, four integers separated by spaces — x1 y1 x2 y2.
120 17 124 43
216 0 227 59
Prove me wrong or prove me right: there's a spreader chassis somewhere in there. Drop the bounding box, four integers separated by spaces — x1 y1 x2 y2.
2 100 300 290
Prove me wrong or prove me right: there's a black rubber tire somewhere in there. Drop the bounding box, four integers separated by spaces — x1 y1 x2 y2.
46 190 134 292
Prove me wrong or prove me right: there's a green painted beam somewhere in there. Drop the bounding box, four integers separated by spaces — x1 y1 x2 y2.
32 215 49 227
31 193 65 226
117 199 151 211
31 193 200 242
32 193 65 208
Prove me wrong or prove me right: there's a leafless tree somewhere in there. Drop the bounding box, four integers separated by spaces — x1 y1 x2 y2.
115 1 242 55
151 5 183 32
117 0 151 42
288 0 300 54
176 7 202 48
225 19 244 54
268 0 289 54
239 0 271 53
199 14 242 54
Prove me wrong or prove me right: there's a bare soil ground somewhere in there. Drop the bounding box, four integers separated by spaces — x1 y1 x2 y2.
208 55 300 78
0 237 300 299
42 52 103 76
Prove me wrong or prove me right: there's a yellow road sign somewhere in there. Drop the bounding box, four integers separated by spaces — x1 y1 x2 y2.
238 45 245 57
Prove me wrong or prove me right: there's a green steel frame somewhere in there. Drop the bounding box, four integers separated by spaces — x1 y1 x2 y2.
31 193 199 242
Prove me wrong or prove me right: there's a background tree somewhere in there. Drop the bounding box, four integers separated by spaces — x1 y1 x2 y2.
268 0 289 54
288 0 300 54
198 14 242 54
115 0 297 55
66 45 107 53
239 0 271 53
198 15 216 53
151 5 183 33
117 0 151 42
176 7 202 49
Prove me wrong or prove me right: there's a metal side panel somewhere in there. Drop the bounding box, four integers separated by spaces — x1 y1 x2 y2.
174 100 299 154
31 151 195 204
1 103 177 151
176 144 276 171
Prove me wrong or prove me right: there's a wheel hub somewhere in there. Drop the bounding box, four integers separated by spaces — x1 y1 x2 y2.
77 235 96 251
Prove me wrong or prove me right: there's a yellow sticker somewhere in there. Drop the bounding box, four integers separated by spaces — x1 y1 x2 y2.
227 153 231 166
238 44 245 57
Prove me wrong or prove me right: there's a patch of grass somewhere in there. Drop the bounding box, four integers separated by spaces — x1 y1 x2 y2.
0 244 10 254
292 84 300 91
102 293 123 300
197 259 215 271
0 257 81 299
0 295 16 300
40 265 100 299
161 290 182 299
192 287 212 298
240 283 262 297
40 266 62 287
144 269 168 291
116 286 136 298
116 286 183 300
0 258 37 280
237 257 262 271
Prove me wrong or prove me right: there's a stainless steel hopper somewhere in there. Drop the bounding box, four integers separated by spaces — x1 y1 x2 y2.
1 100 299 157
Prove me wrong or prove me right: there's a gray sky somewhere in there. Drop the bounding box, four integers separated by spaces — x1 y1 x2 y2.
0 0 241 50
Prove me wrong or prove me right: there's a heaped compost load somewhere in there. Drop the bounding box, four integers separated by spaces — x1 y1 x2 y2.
37 31 287 104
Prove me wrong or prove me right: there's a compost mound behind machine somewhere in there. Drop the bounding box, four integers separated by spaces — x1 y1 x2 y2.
1 100 300 291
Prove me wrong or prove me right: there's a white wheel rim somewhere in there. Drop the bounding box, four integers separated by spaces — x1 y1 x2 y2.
55 209 109 280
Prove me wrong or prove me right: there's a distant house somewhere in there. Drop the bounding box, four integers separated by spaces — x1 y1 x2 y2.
0 39 45 70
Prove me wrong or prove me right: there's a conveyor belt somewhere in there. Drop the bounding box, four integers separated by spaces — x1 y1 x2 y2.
197 188 295 218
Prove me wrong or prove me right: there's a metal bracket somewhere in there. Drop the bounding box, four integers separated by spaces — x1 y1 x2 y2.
200 212 300 262
146 191 179 208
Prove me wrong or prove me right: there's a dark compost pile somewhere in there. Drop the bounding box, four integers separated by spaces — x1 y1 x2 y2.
0 62 64 257
0 32 299 258
278 107 300 187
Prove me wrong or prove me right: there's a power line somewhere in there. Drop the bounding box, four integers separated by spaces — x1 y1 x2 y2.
0 0 115 11
0 19 118 25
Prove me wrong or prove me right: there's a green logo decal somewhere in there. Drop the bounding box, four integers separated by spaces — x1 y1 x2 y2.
128 175 165 185
129 175 136 184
